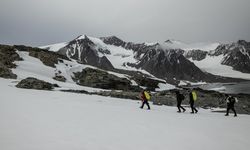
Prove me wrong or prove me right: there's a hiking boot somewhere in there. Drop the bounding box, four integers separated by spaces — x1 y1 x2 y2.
177 111 181 113
234 114 237 117
225 114 229 116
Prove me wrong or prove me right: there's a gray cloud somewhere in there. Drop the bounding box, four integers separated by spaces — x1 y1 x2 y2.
0 0 250 46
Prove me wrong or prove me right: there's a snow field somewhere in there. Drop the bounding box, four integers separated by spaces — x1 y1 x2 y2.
0 78 250 150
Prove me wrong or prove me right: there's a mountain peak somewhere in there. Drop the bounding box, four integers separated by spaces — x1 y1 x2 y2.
237 40 249 46
100 35 126 47
101 35 124 42
143 42 159 46
164 39 184 45
165 39 173 44
75 34 89 40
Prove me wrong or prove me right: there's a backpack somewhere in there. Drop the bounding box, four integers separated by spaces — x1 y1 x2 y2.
180 94 185 100
192 91 197 101
228 96 236 103
144 91 151 101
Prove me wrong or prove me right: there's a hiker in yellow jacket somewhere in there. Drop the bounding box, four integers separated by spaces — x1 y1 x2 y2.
189 90 198 113
139 90 151 110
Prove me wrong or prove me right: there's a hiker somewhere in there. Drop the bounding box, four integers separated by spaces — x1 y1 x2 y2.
139 90 151 110
175 90 186 112
189 90 198 113
225 94 238 117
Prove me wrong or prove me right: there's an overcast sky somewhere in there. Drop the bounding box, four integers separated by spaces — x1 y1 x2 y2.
0 0 250 46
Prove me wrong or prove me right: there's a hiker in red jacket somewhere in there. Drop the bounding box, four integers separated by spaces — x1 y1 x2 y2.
139 90 150 110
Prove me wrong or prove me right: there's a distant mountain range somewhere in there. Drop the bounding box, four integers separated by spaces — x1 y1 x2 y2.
41 35 250 84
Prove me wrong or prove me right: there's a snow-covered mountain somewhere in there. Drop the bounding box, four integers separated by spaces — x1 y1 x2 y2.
41 35 246 84
187 40 250 79
211 40 250 73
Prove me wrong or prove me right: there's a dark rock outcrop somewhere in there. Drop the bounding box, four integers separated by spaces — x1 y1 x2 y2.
132 76 164 91
0 64 17 79
53 75 66 82
0 45 22 79
110 68 167 91
100 36 126 47
185 50 208 61
73 67 141 91
16 77 59 90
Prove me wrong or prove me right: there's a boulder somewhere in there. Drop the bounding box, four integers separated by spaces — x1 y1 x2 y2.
16 77 59 90
73 67 140 91
53 75 66 82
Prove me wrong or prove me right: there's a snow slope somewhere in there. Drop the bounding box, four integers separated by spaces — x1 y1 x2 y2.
12 51 109 92
190 55 250 80
0 78 250 150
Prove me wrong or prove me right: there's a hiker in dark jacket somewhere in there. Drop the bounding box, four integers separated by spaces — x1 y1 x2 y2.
175 90 186 112
225 94 237 117
189 90 198 113
139 90 150 110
